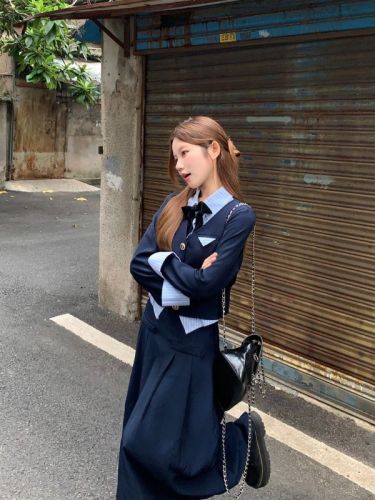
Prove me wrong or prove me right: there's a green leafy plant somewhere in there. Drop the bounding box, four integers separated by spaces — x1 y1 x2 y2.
0 0 100 106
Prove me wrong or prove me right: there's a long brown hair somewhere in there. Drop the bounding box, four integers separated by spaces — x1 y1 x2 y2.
156 116 244 250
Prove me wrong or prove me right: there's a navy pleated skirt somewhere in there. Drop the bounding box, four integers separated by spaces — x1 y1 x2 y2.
116 300 250 499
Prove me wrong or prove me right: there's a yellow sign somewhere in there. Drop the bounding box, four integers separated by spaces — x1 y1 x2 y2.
220 32 236 43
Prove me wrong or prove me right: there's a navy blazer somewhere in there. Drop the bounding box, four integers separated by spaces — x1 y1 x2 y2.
130 189 256 322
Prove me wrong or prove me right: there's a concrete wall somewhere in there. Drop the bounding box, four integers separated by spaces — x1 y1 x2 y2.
11 81 101 180
64 102 102 181
99 19 144 320
0 53 14 99
12 83 65 179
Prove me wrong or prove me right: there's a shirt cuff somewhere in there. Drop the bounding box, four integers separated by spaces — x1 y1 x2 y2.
161 280 190 306
148 251 180 278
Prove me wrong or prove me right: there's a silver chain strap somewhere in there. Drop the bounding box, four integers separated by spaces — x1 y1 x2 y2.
220 203 266 498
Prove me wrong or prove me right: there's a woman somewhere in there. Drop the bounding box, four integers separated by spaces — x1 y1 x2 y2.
116 116 271 499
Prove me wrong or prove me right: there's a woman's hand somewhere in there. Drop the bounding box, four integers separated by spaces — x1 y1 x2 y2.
201 252 218 270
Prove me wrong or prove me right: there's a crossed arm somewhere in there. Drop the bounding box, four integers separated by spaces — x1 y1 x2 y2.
129 193 190 306
130 194 256 305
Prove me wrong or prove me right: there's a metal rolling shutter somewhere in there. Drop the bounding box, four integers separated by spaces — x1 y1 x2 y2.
142 33 375 386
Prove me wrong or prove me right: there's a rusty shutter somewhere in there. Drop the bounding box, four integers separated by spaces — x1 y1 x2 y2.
142 34 375 387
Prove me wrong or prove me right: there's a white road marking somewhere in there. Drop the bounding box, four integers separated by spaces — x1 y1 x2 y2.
50 313 375 495
231 404 375 494
50 313 135 365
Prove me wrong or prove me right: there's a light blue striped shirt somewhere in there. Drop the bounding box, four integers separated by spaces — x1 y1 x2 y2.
148 186 233 334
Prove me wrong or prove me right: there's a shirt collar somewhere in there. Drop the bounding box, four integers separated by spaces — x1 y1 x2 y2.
188 186 234 216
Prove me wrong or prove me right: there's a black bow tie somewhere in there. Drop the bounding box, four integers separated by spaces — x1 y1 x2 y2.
181 201 212 232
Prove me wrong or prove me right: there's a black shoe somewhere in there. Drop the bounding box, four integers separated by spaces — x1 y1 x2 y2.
245 411 271 488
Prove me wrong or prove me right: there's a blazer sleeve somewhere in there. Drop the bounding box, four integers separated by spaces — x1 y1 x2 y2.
129 192 190 306
149 205 256 299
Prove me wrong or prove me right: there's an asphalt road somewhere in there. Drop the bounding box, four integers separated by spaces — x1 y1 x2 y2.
0 190 373 500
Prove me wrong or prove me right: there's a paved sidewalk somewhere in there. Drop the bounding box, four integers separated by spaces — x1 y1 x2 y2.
4 178 100 192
